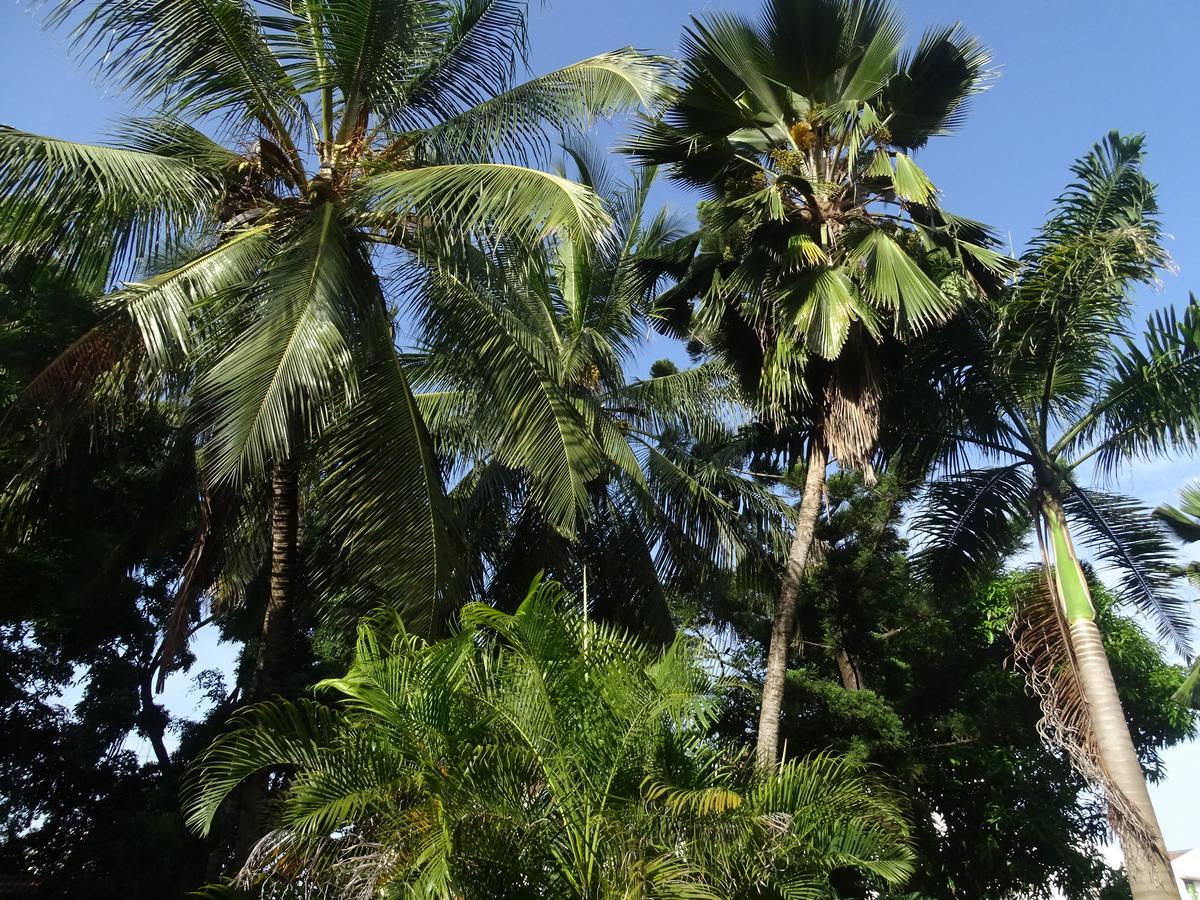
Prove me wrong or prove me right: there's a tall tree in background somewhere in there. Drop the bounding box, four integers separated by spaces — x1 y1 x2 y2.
626 0 1011 766
914 134 1200 898
0 0 666 699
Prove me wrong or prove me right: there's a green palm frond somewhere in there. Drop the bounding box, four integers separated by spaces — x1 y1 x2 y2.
184 697 342 836
309 351 457 636
71 0 299 122
883 24 992 148
45 0 304 138
1071 298 1200 472
362 162 611 249
1156 480 1200 545
418 268 605 536
193 204 365 483
124 224 277 369
1176 659 1200 708
385 0 531 126
912 465 1035 583
417 50 671 164
846 228 950 332
0 127 222 277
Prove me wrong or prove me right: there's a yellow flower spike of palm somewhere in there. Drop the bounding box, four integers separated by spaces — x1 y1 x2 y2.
790 120 817 151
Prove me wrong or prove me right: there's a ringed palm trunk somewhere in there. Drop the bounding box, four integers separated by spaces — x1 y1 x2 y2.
233 457 300 869
1043 499 1179 899
254 457 299 700
756 437 827 767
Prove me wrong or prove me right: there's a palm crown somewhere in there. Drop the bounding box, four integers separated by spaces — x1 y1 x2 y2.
627 0 1010 463
916 134 1200 656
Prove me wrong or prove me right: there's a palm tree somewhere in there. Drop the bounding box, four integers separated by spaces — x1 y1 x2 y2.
625 0 1009 765
0 0 667 693
1155 482 1200 707
914 134 1200 898
184 578 915 898
409 153 794 640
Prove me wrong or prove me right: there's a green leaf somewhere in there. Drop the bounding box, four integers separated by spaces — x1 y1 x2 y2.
362 162 611 249
847 228 954 332
891 153 936 204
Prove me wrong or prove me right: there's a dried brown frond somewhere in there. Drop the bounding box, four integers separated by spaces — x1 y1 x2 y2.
1007 563 1156 850
156 483 242 691
16 317 139 413
822 342 880 474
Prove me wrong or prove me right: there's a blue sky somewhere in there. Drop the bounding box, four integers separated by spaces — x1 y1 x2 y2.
3 0 1199 865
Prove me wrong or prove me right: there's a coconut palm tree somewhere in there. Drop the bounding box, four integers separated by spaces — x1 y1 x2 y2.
184 578 916 898
408 154 794 641
624 0 1010 766
1155 483 1200 707
913 134 1200 899
0 0 667 693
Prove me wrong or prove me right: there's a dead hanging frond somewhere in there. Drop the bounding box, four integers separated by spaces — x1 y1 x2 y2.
1007 565 1157 851
13 317 139 416
156 482 244 692
822 339 881 477
239 824 400 900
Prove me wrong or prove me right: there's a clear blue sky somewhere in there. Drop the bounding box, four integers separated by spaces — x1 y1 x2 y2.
3 0 1198 863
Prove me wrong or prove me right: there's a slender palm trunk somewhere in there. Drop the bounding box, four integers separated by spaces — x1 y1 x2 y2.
254 457 299 700
233 458 300 870
1043 500 1179 899
756 438 827 768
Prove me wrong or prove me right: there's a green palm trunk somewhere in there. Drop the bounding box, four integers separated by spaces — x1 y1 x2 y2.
1043 499 1179 899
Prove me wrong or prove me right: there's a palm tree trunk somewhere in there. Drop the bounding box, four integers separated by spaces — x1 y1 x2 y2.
254 457 299 700
232 458 300 870
1043 500 1179 899
756 437 827 768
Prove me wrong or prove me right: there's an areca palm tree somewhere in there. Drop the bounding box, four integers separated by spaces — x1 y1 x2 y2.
184 578 916 898
0 0 667 691
625 0 1010 765
408 155 795 641
1155 483 1200 707
914 133 1200 899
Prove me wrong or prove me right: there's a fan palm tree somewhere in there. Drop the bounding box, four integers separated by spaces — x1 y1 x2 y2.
408 153 794 641
1155 483 1200 707
624 0 1010 765
184 577 915 898
913 133 1200 899
0 0 667 693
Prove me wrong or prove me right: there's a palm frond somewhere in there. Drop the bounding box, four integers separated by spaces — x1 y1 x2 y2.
1075 298 1200 473
45 0 303 137
883 24 992 149
193 204 363 484
362 162 611 249
912 465 1035 583
0 128 222 278
309 351 457 637
415 50 671 164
